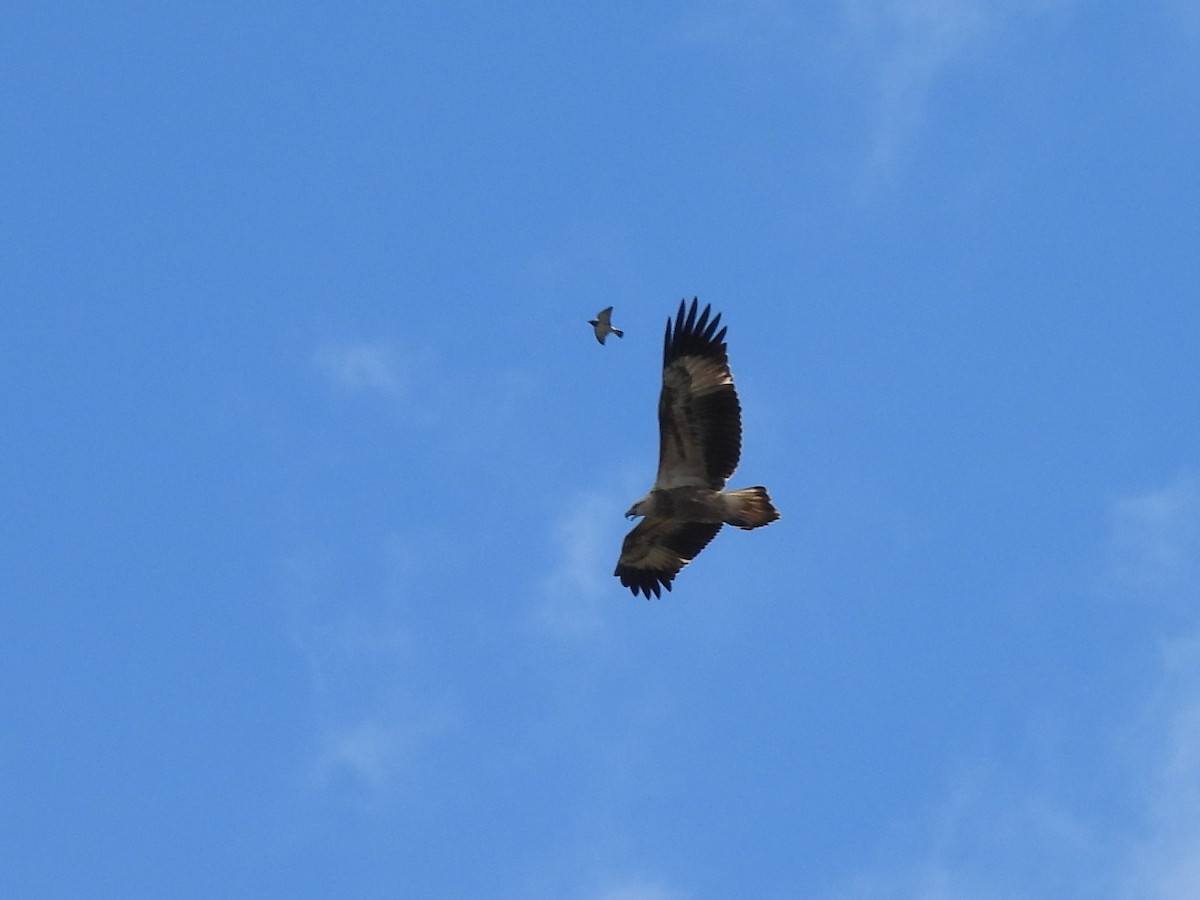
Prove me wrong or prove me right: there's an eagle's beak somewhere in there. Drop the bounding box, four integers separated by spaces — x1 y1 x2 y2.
624 506 638 520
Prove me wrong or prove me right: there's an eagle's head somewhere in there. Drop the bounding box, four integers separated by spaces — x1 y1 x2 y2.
625 495 651 520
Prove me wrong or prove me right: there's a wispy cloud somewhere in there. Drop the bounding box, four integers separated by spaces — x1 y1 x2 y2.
1162 0 1200 39
587 883 684 900
823 765 1106 899
310 708 459 798
531 490 629 640
840 0 990 183
1117 475 1200 899
282 540 459 801
824 470 1200 898
517 829 688 900
312 720 397 792
1120 633 1200 898
314 340 407 399
676 0 802 48
1108 471 1200 615
680 1 1077 185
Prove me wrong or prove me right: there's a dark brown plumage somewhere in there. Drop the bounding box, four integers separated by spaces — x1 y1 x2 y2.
614 298 779 598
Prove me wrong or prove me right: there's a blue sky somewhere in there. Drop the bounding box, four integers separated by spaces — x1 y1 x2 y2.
4 1 1200 897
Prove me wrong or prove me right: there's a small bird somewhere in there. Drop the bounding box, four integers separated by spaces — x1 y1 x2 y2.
588 307 624 344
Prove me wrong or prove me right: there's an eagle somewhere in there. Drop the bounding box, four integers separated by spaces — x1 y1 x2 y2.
614 298 780 598
588 306 624 344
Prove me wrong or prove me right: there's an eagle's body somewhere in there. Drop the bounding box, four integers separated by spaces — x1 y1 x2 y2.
629 486 768 526
588 306 623 344
614 298 779 598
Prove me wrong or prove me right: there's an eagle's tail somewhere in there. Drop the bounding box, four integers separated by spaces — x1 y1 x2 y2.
723 487 780 530
612 328 624 338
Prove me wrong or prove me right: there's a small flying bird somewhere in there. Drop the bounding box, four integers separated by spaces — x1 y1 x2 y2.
588 306 624 344
614 298 780 598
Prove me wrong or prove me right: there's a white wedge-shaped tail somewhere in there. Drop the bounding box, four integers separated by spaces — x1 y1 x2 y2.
722 487 780 530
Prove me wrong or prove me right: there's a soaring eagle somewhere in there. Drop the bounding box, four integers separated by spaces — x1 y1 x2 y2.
588 306 624 344
615 298 780 598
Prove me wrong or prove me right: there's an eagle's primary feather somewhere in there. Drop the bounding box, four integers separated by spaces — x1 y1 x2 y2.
614 298 779 598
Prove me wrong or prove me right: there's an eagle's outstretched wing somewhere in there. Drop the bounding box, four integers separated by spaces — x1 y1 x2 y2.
614 299 777 598
655 298 742 491
615 519 723 599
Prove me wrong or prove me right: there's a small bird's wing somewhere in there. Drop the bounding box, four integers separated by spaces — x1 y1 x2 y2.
591 306 615 344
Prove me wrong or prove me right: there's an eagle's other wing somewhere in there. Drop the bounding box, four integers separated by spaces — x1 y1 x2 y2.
654 298 742 490
615 519 724 599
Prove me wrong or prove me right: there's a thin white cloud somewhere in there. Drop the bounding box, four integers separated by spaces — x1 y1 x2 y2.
282 540 459 801
1108 471 1200 615
840 0 990 182
532 490 629 640
824 470 1200 899
1162 0 1200 39
517 829 688 900
678 0 991 175
310 708 459 798
676 0 801 48
824 766 1105 899
680 1 1084 184
310 719 407 794
587 883 683 900
1119 633 1200 899
314 339 407 399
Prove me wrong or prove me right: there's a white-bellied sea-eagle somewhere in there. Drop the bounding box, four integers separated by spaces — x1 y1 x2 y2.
614 298 779 598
